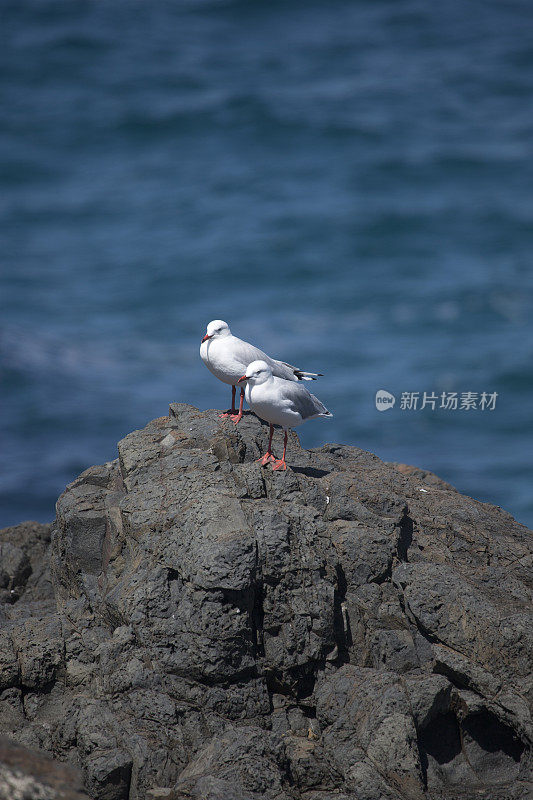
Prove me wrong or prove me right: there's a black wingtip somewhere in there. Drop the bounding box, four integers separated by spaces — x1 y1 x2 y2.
294 370 324 381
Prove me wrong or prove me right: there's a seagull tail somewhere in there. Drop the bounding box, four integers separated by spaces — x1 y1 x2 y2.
294 370 323 381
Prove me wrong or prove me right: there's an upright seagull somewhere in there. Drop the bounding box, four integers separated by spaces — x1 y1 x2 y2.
200 320 322 423
238 359 332 471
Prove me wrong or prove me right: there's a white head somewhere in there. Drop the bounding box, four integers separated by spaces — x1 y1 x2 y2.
201 320 231 343
238 359 273 387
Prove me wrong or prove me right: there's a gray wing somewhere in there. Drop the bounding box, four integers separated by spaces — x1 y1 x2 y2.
282 381 332 420
231 336 276 367
231 336 298 381
269 359 300 381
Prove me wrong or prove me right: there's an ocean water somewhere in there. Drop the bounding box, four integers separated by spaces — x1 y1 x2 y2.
1 0 532 528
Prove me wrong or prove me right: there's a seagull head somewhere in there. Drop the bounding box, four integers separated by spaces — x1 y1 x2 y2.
201 320 231 343
238 360 272 386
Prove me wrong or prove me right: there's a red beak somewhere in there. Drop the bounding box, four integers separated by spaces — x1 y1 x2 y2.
237 374 248 383
201 333 212 343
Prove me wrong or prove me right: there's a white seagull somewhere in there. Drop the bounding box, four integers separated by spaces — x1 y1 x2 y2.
237 359 332 471
200 320 322 423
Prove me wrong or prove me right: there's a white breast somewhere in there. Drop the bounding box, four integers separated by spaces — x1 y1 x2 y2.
200 337 247 385
246 381 303 428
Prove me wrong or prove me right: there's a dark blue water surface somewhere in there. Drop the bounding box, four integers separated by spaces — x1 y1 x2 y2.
1 0 533 527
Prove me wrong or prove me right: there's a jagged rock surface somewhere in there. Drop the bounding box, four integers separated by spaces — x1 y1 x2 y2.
0 404 532 800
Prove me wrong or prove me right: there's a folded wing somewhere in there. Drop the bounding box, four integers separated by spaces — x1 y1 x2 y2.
282 381 332 420
231 336 321 382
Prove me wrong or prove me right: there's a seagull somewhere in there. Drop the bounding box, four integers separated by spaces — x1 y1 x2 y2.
237 360 332 471
200 320 322 424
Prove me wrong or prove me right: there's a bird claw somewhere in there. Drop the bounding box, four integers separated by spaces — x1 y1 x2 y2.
218 411 235 420
257 453 276 466
229 413 242 424
272 459 287 471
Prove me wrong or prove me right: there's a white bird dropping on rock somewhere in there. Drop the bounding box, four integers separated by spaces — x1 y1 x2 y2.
238 359 332 471
200 320 322 424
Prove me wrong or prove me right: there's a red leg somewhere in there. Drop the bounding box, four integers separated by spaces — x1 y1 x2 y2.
257 424 276 466
230 387 245 424
272 430 288 471
219 385 237 418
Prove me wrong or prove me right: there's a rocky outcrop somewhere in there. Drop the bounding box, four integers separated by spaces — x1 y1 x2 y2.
0 404 532 800
0 736 89 800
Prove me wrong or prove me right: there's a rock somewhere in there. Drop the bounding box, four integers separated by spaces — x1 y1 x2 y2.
0 521 52 604
0 543 31 603
173 725 291 800
0 405 531 800
315 665 426 799
0 735 89 799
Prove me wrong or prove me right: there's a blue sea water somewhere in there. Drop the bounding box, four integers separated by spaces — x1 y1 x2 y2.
1 0 532 528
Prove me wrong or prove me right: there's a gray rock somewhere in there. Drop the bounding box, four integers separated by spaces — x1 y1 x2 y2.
0 521 52 604
0 543 31 598
174 725 291 800
0 735 89 800
0 405 531 800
